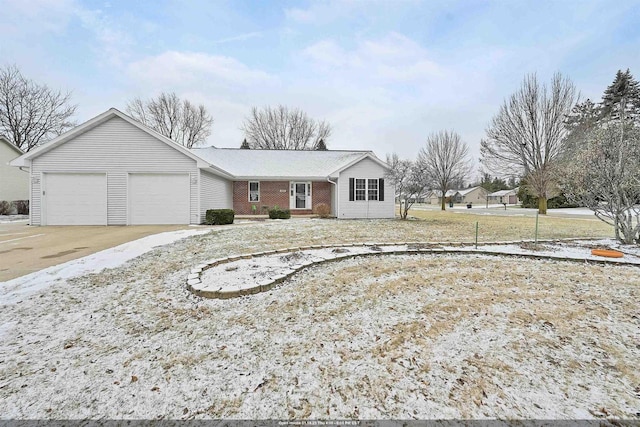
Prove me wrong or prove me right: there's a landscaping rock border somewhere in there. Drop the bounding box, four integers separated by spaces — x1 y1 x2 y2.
186 239 640 300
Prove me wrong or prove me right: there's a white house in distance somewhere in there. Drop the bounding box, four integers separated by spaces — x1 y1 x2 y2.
9 108 395 225
427 190 457 205
427 186 488 205
0 136 29 203
455 186 488 205
488 188 520 205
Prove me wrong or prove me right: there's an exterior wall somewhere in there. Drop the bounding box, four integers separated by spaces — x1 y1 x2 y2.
200 170 233 223
0 141 29 202
337 157 395 219
232 180 332 215
461 187 488 204
311 181 332 214
30 116 201 225
488 191 519 205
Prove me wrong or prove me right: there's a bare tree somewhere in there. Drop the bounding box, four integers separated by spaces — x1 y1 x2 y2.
417 130 472 211
481 72 579 214
385 153 430 219
561 122 640 244
126 92 213 148
0 64 77 152
241 105 331 150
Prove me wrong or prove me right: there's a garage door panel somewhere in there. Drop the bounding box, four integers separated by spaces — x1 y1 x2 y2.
129 174 190 225
45 173 107 225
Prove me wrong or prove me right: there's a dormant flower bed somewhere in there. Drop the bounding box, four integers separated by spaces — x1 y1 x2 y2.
187 239 640 299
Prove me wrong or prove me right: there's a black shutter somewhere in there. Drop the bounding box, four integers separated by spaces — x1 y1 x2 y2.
349 178 355 201
379 178 384 201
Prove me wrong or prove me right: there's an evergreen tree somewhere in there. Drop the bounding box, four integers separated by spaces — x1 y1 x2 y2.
600 69 640 122
240 138 250 149
563 98 601 156
479 173 509 192
315 138 327 150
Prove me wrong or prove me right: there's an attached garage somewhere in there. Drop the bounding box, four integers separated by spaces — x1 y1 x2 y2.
9 108 233 226
129 173 190 225
43 173 107 225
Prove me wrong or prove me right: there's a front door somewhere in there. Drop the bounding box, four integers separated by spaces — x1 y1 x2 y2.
290 182 311 210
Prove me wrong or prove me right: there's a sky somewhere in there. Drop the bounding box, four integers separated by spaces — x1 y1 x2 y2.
2 0 639 179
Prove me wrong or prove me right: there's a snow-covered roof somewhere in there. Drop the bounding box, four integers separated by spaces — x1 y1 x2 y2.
190 147 385 179
488 188 518 197
457 186 485 196
429 190 458 197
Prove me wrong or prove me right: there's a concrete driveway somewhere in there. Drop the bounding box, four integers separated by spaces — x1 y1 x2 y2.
0 222 191 281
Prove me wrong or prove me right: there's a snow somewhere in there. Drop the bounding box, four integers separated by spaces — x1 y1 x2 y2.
194 240 640 297
0 228 211 306
549 208 597 216
0 219 638 419
0 214 29 223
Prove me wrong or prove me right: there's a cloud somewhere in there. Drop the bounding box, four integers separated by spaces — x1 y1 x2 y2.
74 7 133 67
303 32 443 84
284 7 315 23
127 51 276 91
0 0 76 35
283 1 366 25
211 32 263 45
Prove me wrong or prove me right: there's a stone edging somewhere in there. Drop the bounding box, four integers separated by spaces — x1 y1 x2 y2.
186 239 640 300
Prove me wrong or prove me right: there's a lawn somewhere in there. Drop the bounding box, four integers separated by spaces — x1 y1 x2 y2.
1 216 638 419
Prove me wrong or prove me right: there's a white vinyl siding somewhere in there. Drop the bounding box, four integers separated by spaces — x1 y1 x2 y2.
200 170 233 223
0 142 29 202
29 116 201 225
338 157 395 219
43 173 107 225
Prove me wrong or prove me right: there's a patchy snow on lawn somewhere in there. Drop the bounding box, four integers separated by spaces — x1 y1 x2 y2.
193 239 640 298
0 214 29 224
0 219 638 420
0 228 211 306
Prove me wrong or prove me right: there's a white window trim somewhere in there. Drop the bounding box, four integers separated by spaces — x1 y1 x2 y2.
353 178 380 201
248 181 260 202
367 178 379 201
355 178 366 201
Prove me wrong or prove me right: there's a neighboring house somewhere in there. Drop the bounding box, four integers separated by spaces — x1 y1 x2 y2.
488 188 520 205
0 136 29 203
10 108 394 225
456 186 488 205
427 190 457 205
426 187 488 205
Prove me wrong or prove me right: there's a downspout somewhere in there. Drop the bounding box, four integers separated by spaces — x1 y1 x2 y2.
19 165 31 225
326 177 338 218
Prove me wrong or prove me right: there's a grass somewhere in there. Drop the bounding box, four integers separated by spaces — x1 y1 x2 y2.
198 211 615 261
405 208 613 242
0 216 636 419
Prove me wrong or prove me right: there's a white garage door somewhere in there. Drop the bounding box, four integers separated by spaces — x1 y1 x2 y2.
129 173 190 224
44 173 107 225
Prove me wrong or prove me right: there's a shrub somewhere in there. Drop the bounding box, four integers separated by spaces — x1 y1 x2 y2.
205 209 235 225
268 207 291 219
0 201 11 215
13 200 29 215
313 203 331 218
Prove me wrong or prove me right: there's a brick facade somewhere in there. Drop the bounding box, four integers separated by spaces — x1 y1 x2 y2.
232 180 332 215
